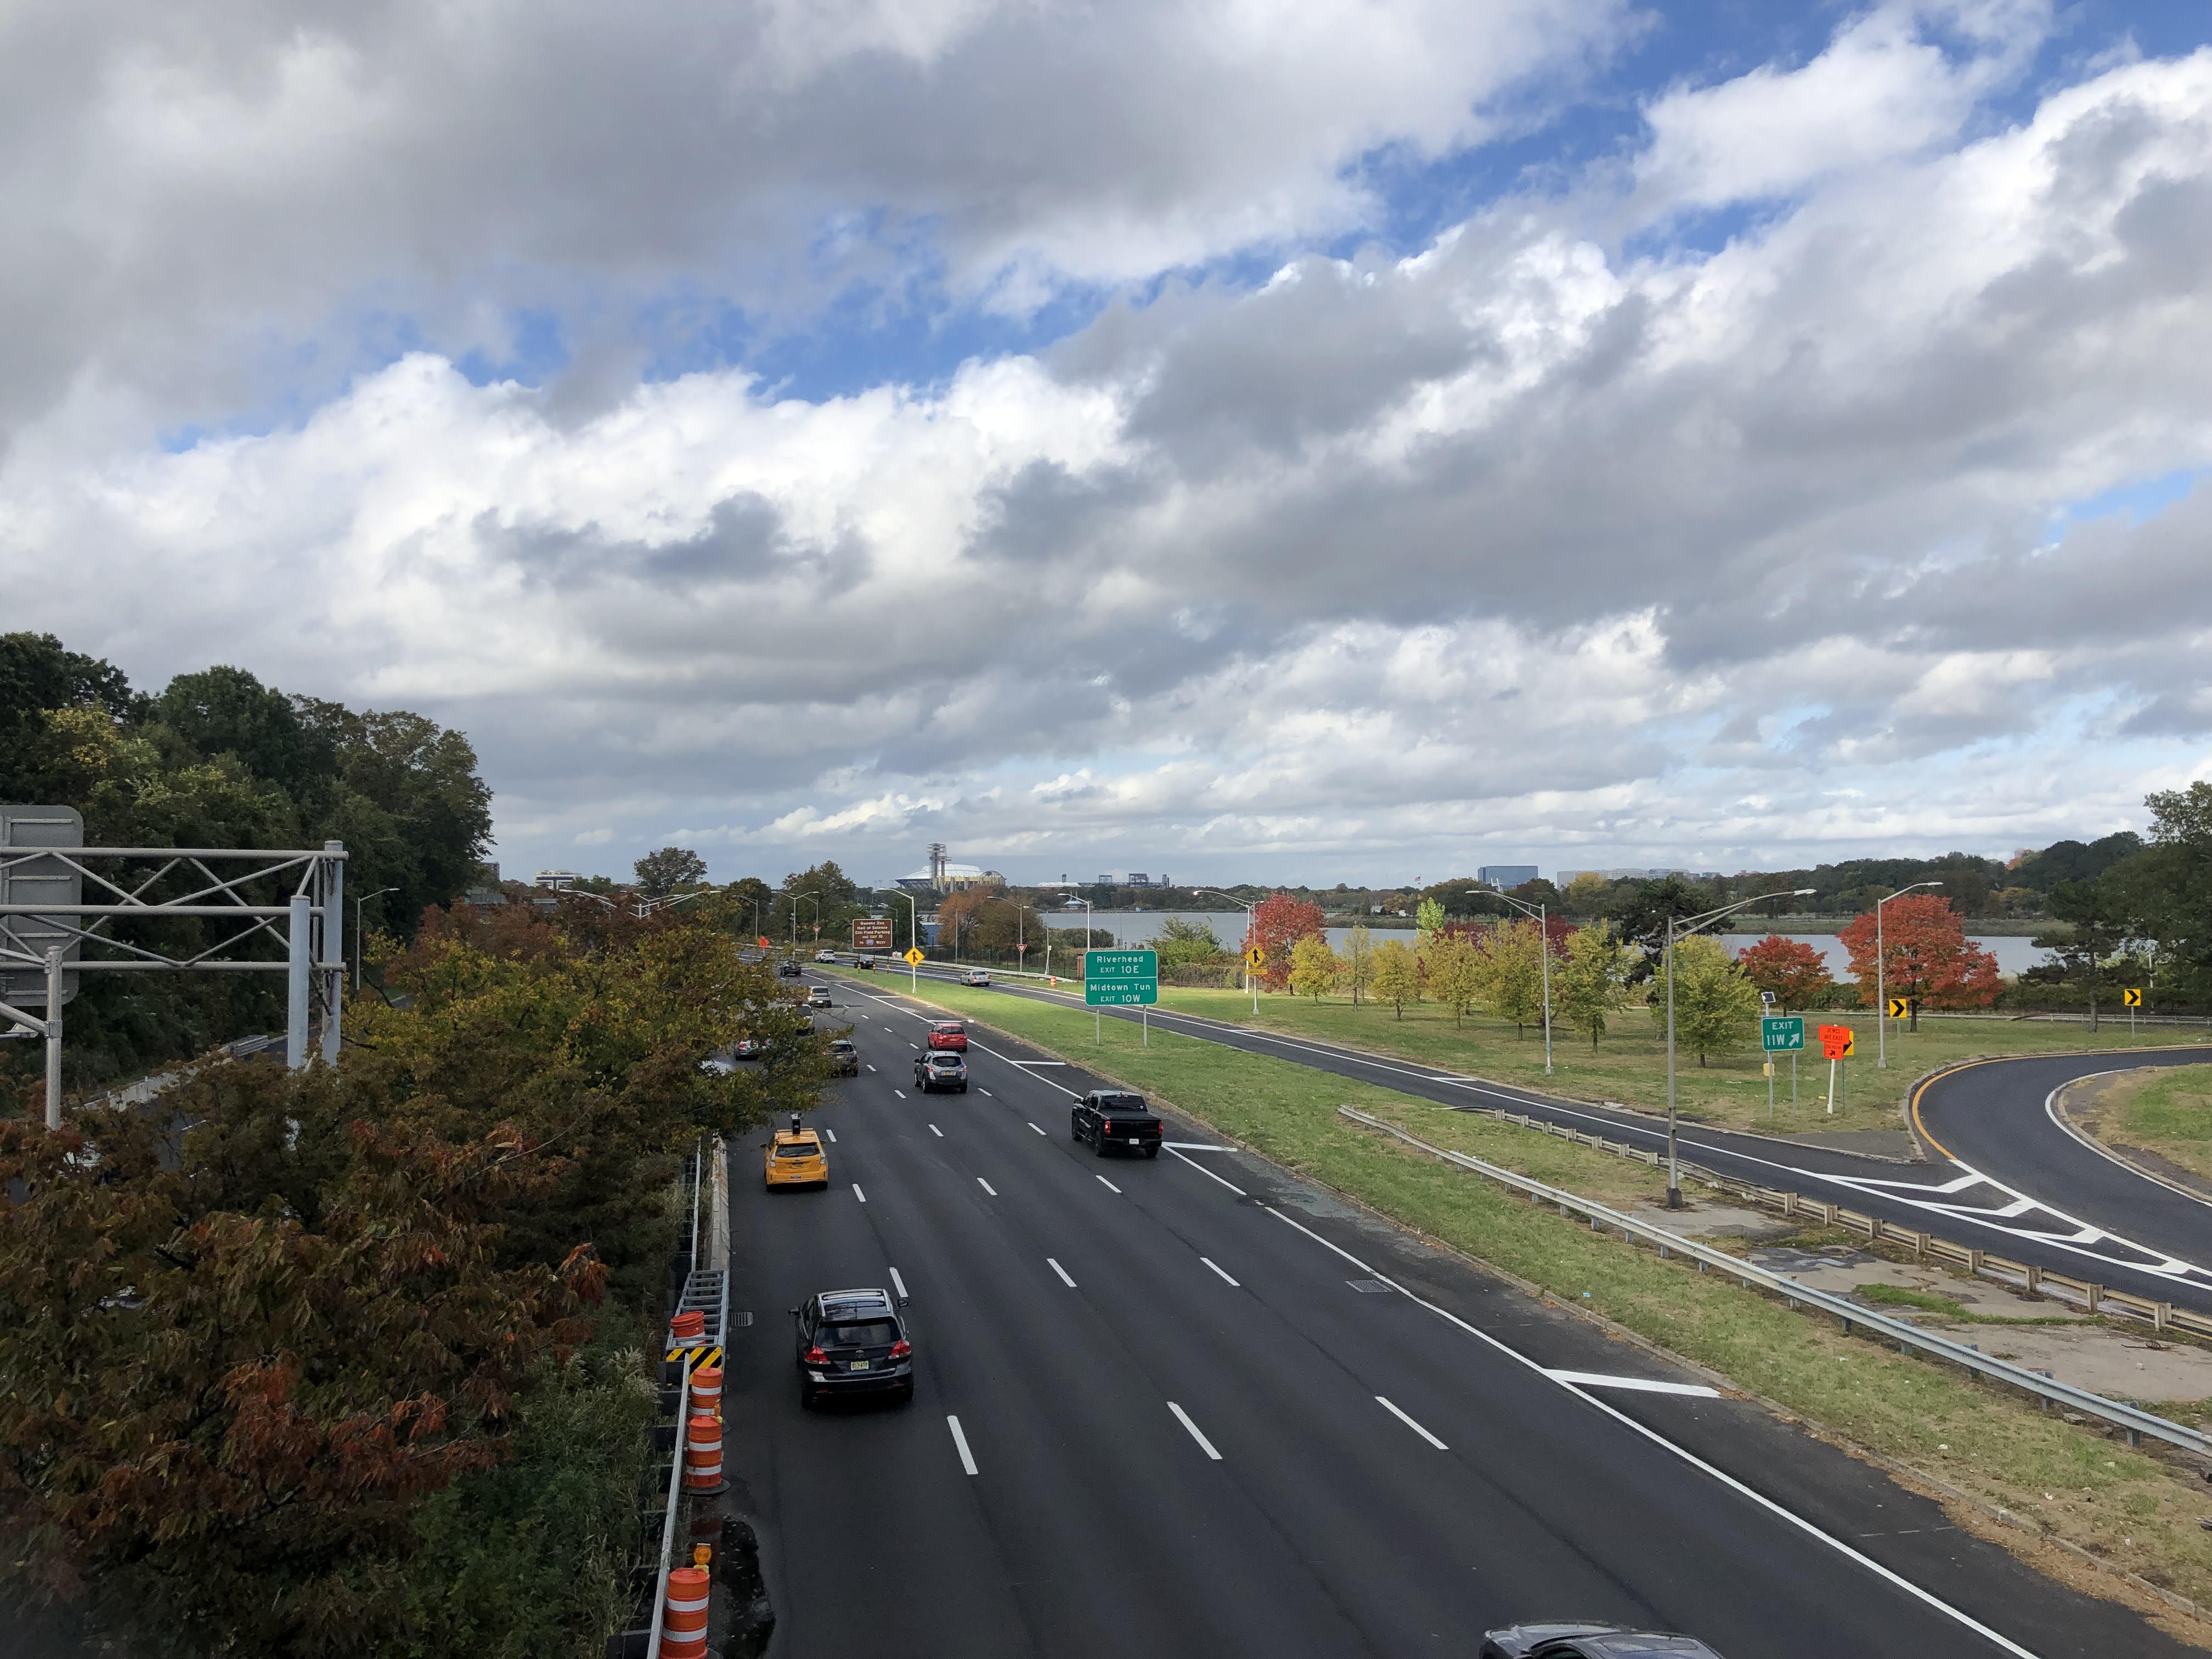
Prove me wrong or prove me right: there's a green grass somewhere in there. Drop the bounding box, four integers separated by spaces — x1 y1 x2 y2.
989 978 2204 1138
840 967 2212 1616
1853 1283 2081 1327
2101 1064 2212 1183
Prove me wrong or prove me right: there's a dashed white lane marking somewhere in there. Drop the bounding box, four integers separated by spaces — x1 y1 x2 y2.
1028 1122 1046 1136
1167 1402 1222 1461
866 1063 877 1073
1165 1144 1246 1197
977 1177 998 1197
1097 1175 1122 1194
1251 1203 2038 1658
889 1267 909 1301
1200 1256 1240 1287
1048 1257 1077 1288
1376 1395 1449 1449
852 1184 867 1203
824 1127 837 1143
981 1089 995 1097
1544 1370 1720 1398
894 1089 906 1098
882 1025 896 1032
947 1415 979 1476
929 1124 944 1137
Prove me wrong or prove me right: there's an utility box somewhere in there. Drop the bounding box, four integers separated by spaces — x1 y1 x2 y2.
0 805 82 1009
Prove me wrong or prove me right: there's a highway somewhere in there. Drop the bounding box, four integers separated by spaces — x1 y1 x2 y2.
874 960 2212 1317
719 971 2190 1658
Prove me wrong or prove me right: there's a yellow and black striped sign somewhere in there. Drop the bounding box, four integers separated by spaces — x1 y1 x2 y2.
1886 997 1910 1018
665 1344 724 1369
2124 988 2144 1008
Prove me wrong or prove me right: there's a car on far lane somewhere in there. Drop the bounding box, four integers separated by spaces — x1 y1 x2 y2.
792 1287 913 1409
829 1038 859 1076
855 956 876 970
732 1035 766 1061
1479 1625 1725 1659
763 1118 828 1190
808 987 832 1008
926 1020 968 1052
1070 1090 1162 1158
814 949 837 962
960 968 990 986
914 1052 968 1092
777 960 803 978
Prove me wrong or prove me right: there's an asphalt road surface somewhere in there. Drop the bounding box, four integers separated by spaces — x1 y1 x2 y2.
718 972 2189 1658
876 960 2212 1318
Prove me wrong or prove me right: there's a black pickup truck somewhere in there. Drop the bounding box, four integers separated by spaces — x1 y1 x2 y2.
1070 1090 1163 1158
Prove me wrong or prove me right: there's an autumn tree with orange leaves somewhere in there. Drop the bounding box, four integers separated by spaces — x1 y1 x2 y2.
1246 891 1325 990
1838 894 2001 1025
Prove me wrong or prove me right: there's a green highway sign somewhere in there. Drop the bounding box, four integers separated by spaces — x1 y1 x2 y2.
1762 1015 1805 1052
1085 949 1158 1006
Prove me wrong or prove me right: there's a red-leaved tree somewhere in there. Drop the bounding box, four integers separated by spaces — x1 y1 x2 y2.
1838 895 2001 1020
1736 935 1834 1011
1246 891 1325 991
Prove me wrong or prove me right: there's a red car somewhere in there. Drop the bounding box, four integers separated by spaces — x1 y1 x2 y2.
926 1021 968 1052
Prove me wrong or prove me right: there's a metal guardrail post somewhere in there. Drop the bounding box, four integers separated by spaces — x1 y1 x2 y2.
1336 1105 2211 1456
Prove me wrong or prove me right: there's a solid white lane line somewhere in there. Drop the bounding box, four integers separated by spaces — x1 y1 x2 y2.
1048 1257 1077 1288
889 1267 909 1301
1167 1402 1222 1461
1097 1175 1122 1194
1014 1059 1069 1066
1545 1370 1720 1398
852 1184 867 1203
1376 1395 1449 1449
1164 1141 1232 1150
824 1127 837 1143
1254 1203 2041 1658
1200 1256 1240 1286
947 1415 979 1476
1028 1122 1046 1136
1165 1144 1247 1197
968 1041 1081 1097
929 1124 944 1137
977 1177 998 1196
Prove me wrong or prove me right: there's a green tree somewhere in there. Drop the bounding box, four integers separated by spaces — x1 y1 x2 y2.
1650 934 1762 1065
2113 783 2212 1010
1372 938 1420 1018
2033 877 2134 1030
1556 922 1631 1052
1480 919 1547 1036
633 845 709 898
1289 933 1341 1001
1420 933 1481 1026
1414 897 1446 942
1341 924 1376 1006
1155 916 1228 968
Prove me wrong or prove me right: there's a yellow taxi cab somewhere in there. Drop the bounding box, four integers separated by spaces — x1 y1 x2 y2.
764 1115 829 1190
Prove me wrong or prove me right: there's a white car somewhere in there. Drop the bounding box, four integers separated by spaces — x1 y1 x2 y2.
815 949 837 962
961 969 991 986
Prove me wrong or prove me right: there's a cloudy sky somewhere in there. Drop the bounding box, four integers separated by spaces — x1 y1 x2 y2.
4 1 2210 888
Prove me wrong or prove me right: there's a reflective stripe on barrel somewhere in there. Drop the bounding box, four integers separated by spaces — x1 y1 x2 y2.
688 1366 723 1417
669 1308 706 1345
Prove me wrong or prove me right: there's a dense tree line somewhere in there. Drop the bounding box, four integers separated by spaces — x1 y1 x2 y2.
1 633 492 1105
0 902 819 1656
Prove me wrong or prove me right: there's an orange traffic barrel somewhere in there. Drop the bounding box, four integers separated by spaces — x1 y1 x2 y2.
682 1409 724 1494
688 1366 723 1418
661 1562 710 1659
669 1308 706 1345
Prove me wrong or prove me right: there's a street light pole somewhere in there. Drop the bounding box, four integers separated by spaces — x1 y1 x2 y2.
1662 887 1816 1209
1193 890 1258 1014
1876 882 1944 1069
352 887 396 991
892 890 920 994
1492 892 1554 1075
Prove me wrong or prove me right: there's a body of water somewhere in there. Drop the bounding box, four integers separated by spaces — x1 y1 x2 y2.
1032 912 2055 977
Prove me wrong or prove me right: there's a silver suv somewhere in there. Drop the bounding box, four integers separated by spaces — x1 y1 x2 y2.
913 1052 968 1093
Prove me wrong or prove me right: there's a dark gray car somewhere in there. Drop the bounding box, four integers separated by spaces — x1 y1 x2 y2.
1480 1625 1723 1659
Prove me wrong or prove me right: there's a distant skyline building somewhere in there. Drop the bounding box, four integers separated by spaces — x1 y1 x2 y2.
1554 867 1722 885
1476 865 1538 889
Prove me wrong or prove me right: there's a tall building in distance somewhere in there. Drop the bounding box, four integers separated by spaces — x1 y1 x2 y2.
895 843 1003 894
1476 865 1539 889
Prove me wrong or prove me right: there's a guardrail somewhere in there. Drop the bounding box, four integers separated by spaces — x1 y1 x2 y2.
1459 1103 2212 1343
1338 1104 2211 1455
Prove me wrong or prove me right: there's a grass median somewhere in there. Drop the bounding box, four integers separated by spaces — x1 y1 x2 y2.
1064 980 2211 1138
844 969 2212 1630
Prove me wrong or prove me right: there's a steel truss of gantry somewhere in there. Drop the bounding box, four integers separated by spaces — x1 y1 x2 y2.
1 805 347 1129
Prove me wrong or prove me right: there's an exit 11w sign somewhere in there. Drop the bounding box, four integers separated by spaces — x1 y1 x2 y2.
1761 1016 1805 1052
